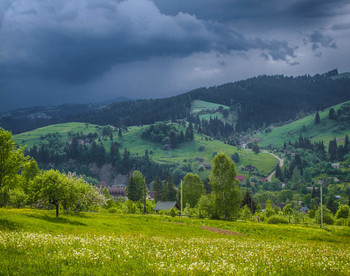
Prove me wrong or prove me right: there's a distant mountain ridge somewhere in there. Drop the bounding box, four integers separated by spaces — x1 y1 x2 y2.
0 97 130 133
1 70 350 134
70 69 350 130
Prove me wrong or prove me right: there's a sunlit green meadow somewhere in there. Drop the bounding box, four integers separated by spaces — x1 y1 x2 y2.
1 208 349 275
255 101 350 147
14 122 277 178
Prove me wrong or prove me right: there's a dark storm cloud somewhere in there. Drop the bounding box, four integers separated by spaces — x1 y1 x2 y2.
0 0 349 112
288 0 350 18
0 0 296 84
307 30 337 51
153 0 350 23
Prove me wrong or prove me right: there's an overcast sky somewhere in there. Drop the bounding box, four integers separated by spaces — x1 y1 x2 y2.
1 0 350 111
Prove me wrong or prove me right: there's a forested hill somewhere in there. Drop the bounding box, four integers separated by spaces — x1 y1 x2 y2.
69 71 350 130
2 70 350 133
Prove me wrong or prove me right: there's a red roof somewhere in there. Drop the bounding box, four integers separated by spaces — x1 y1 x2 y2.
98 181 108 188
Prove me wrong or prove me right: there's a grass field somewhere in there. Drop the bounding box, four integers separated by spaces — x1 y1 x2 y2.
0 208 349 275
255 101 350 147
13 122 103 149
190 100 230 121
120 126 277 177
14 122 277 178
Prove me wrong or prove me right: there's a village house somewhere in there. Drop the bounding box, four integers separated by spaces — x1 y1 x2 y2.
331 163 340 169
154 201 180 212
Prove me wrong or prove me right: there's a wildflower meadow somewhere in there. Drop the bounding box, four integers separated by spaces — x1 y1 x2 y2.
0 209 349 275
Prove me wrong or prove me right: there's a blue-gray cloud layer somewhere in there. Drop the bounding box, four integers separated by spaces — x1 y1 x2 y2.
0 0 298 84
0 0 349 111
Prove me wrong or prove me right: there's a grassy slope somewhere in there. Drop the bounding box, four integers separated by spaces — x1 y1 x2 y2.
13 122 102 149
190 99 229 120
14 122 277 178
255 101 350 147
0 209 349 275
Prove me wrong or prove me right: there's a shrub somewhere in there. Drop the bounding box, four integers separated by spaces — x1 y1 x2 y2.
267 215 288 224
336 218 347 226
170 208 178 217
336 205 350 219
316 207 335 225
108 207 119 213
158 210 169 216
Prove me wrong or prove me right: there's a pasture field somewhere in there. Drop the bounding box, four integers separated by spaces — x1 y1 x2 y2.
14 122 277 178
13 122 103 149
255 101 350 147
105 125 276 178
0 208 350 275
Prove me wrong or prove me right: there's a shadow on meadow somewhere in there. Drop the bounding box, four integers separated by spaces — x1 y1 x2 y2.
26 214 87 226
0 219 22 231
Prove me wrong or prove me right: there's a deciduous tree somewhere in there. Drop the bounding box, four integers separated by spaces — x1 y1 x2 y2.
182 173 205 208
0 129 27 189
209 153 241 219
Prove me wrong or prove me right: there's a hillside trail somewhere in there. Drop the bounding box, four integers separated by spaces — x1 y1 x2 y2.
264 152 284 182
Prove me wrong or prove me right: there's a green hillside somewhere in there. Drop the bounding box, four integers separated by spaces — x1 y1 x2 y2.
120 124 276 178
14 122 277 178
190 100 229 120
190 99 238 125
255 101 350 147
14 122 102 149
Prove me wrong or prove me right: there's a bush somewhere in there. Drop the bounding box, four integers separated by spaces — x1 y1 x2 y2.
267 215 288 224
336 205 350 219
336 218 347 226
108 207 119 213
316 207 335 225
158 210 169 216
170 208 178 217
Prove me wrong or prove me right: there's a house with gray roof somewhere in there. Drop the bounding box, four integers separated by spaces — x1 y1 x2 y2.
154 201 180 212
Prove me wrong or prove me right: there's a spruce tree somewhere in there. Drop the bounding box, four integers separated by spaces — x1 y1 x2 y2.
164 173 177 201
241 190 256 214
275 163 283 181
328 108 336 120
252 143 260 154
153 176 163 202
315 111 320 124
344 134 349 154
328 138 338 162
326 196 338 215
126 170 146 202
185 122 194 141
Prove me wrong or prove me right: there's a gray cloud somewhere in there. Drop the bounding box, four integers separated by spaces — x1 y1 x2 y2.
153 0 350 26
332 22 350 30
288 0 350 18
0 0 296 84
0 0 349 112
307 30 337 51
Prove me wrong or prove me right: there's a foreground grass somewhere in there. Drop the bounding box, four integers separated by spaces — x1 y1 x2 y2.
1 209 350 275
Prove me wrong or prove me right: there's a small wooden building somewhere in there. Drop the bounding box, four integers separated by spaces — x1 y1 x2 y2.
154 201 180 212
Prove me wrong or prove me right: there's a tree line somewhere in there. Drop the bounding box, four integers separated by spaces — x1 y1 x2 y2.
0 129 106 217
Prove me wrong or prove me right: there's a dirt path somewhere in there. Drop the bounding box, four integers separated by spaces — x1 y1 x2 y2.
266 152 284 182
200 226 244 236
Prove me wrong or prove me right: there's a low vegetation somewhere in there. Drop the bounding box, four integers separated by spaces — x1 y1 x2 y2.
0 209 349 275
